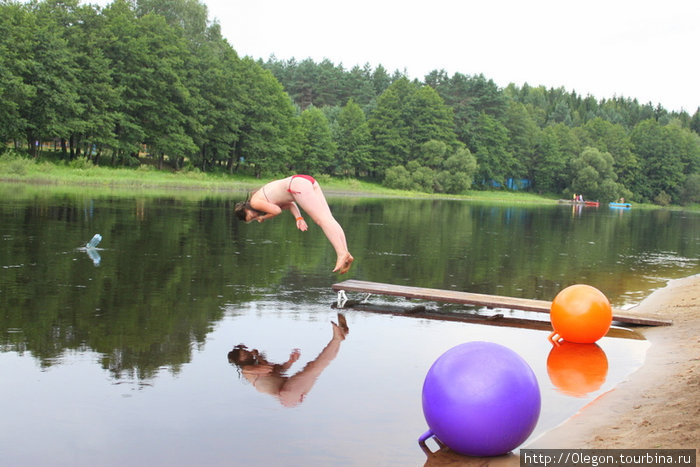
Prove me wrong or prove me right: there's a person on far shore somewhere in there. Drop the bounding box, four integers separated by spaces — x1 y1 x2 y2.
234 174 354 274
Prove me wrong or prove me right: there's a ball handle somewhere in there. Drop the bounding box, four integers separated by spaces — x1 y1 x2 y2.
418 429 445 456
548 331 563 346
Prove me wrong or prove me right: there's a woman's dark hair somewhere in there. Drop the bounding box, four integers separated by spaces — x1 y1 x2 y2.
233 201 250 221
234 192 267 221
228 344 257 366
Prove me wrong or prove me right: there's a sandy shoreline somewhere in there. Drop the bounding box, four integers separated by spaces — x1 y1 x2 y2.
425 274 700 465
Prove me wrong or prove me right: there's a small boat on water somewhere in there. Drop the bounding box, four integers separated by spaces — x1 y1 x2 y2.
609 202 632 208
558 199 599 207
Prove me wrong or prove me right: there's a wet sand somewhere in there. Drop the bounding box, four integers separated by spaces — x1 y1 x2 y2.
424 274 700 466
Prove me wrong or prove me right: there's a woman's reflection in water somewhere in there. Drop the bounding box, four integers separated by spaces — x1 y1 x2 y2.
228 314 349 407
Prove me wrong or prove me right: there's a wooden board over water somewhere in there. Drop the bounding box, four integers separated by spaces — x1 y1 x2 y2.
332 280 672 326
334 302 645 340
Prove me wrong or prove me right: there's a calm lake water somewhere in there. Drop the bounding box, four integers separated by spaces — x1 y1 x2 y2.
1 186 698 466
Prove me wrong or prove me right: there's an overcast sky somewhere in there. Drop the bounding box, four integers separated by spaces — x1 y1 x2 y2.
199 0 698 113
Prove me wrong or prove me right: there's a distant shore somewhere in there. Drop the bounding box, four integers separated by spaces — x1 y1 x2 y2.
0 168 562 205
5 156 697 210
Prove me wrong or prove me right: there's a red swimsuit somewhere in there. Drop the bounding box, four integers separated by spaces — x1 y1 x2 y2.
287 174 316 194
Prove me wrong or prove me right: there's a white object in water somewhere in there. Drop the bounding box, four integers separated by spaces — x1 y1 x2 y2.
87 234 102 249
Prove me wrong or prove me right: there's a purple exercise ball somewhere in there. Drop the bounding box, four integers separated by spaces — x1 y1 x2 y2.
421 341 541 457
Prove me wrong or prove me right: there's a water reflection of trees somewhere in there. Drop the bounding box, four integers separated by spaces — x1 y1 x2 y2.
0 195 697 381
0 196 250 380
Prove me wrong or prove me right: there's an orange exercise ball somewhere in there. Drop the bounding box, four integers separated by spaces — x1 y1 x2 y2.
547 342 608 397
550 284 612 343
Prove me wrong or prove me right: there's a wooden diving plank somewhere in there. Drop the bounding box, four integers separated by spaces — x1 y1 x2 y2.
331 280 672 326
337 302 645 340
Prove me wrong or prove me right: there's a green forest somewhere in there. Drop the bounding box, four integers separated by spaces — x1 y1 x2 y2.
1 0 699 205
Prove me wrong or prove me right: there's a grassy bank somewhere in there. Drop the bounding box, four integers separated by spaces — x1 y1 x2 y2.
3 151 695 209
0 152 560 203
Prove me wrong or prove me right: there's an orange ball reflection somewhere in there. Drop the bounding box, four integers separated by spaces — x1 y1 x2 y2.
547 342 608 397
550 284 612 343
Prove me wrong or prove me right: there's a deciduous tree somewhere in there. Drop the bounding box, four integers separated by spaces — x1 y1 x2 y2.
334 99 372 176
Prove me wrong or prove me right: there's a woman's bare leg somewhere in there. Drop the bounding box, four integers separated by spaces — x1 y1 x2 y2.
292 180 353 273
